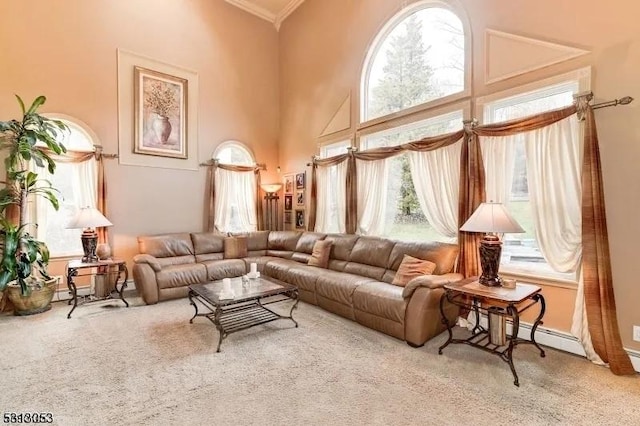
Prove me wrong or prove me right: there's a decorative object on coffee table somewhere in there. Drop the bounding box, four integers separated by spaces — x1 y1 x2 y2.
67 207 113 263
459 202 524 286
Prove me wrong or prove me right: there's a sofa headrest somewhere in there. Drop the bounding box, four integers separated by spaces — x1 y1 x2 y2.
232 231 270 251
387 241 459 275
190 232 225 255
349 236 395 269
268 231 302 251
325 234 359 261
138 233 194 258
295 232 327 254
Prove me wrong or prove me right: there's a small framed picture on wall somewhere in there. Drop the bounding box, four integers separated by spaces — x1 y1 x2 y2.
295 210 305 229
296 190 304 206
296 172 305 189
284 195 293 210
284 211 292 224
284 175 294 194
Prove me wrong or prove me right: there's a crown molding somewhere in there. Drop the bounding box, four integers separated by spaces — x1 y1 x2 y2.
275 0 305 30
225 0 276 24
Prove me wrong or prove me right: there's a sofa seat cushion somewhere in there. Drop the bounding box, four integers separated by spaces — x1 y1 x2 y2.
274 264 322 293
315 270 376 306
353 282 406 324
263 258 301 282
157 264 207 289
200 259 246 281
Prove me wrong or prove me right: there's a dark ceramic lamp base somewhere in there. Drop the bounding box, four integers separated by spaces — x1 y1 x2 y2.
478 235 503 287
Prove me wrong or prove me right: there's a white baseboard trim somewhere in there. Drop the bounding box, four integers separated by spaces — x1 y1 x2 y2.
473 315 640 373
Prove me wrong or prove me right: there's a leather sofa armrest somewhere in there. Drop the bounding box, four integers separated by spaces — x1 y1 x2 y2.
133 254 162 272
402 273 464 298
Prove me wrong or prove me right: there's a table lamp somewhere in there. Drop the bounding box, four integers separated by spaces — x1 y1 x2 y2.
460 202 524 286
67 207 113 263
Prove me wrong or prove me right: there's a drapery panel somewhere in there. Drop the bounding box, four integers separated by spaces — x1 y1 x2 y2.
407 140 461 239
207 162 263 233
308 153 350 233
315 160 347 233
356 157 390 236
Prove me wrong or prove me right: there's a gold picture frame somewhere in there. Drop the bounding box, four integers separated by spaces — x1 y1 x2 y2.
134 66 188 159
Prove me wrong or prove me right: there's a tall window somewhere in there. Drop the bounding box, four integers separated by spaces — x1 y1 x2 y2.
319 139 350 159
32 116 98 257
478 68 590 281
213 141 257 233
358 1 468 243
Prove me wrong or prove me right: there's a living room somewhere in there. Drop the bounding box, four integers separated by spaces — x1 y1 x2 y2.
1 0 639 424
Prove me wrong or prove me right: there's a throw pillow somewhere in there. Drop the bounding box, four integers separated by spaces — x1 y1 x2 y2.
392 254 436 287
224 236 248 259
308 240 333 268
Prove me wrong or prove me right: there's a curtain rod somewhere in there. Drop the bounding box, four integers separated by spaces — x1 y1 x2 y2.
574 91 634 110
93 145 118 159
198 160 266 170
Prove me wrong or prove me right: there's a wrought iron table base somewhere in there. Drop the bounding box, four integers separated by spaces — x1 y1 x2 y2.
438 291 546 386
188 290 299 352
67 263 129 319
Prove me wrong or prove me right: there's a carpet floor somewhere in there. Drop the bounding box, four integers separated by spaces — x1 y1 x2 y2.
0 296 638 426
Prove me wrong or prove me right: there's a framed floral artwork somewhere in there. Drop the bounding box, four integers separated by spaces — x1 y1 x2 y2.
296 172 305 189
295 210 305 229
296 190 304 206
134 66 188 159
284 195 293 210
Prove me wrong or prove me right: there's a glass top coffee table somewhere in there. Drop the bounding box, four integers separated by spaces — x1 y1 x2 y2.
188 276 299 352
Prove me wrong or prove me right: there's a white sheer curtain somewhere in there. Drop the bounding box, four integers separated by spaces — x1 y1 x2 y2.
32 157 97 245
356 158 389 236
214 167 257 233
407 141 461 238
315 161 347 233
525 115 582 273
480 135 516 204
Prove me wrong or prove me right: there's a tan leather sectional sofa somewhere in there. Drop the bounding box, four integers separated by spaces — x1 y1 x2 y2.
133 230 463 347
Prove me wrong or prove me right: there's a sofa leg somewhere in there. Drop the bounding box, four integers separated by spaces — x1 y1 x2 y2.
406 341 424 348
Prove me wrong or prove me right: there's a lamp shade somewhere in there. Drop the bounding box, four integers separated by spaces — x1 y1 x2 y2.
260 183 283 193
66 207 113 229
460 202 524 234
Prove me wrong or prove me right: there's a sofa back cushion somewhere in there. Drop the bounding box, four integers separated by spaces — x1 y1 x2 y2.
268 231 302 251
325 234 359 261
387 241 459 275
137 233 195 266
295 232 327 254
191 232 225 262
349 236 396 269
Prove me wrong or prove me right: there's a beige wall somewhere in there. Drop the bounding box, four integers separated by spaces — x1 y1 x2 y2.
0 0 280 271
278 0 640 350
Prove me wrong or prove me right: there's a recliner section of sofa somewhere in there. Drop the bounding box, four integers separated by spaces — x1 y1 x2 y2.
133 230 462 346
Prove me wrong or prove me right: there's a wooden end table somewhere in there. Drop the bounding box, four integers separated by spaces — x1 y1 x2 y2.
438 277 546 386
66 258 129 319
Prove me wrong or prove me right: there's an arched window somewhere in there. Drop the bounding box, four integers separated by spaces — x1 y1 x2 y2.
356 1 468 243
213 140 255 166
212 141 257 232
32 115 99 257
361 2 467 122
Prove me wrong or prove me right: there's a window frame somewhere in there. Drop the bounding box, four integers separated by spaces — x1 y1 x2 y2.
318 138 352 159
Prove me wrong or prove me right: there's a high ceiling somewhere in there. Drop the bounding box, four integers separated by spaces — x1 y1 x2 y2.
224 0 305 30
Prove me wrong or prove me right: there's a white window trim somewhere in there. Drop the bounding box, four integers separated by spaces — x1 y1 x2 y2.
358 0 472 127
318 138 352 159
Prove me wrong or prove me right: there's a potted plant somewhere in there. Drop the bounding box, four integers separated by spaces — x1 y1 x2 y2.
0 95 67 315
